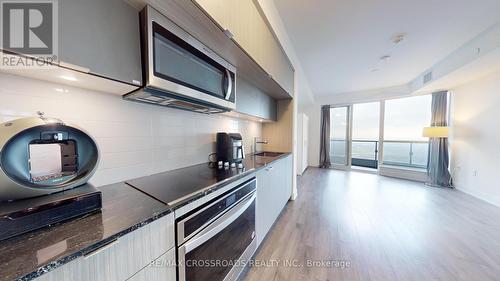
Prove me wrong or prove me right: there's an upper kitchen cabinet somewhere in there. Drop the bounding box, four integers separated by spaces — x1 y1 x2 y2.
195 0 295 96
236 78 277 121
127 0 291 99
59 0 142 86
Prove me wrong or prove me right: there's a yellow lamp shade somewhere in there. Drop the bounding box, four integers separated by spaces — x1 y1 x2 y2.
423 126 449 138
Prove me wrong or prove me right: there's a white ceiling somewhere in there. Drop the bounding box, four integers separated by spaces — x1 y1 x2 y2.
274 0 500 97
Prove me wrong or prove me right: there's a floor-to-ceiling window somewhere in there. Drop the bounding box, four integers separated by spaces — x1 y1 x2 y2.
326 94 432 177
382 95 432 170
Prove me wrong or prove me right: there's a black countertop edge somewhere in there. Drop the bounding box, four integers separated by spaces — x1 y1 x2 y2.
16 208 173 281
13 152 291 281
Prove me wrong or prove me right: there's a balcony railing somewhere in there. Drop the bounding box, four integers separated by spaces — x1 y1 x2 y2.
382 140 429 169
330 139 429 169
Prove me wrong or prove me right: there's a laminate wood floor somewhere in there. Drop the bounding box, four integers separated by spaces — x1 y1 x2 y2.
243 168 500 281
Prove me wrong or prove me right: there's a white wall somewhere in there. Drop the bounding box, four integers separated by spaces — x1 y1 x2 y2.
450 69 500 207
0 73 262 187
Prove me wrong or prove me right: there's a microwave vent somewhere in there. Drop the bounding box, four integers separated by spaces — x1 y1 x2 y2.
123 90 227 114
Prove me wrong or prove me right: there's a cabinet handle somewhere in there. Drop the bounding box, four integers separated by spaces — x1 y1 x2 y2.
83 239 119 259
265 166 274 171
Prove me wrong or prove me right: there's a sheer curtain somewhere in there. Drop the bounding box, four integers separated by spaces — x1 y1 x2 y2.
319 105 331 168
428 91 453 187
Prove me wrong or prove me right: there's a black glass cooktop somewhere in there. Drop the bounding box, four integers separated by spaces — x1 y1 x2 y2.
126 163 250 206
125 154 286 206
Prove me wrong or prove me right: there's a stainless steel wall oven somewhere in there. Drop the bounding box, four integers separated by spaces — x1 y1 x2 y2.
177 178 257 281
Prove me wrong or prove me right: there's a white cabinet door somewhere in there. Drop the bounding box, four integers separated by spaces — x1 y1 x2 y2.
127 248 176 281
271 160 285 214
256 155 293 246
275 155 292 210
256 167 273 246
283 155 293 203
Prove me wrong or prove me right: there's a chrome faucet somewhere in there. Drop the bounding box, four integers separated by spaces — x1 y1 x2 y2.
254 137 268 154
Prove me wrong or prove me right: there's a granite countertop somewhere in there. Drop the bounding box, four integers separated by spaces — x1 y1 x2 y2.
0 183 172 281
0 152 290 281
127 152 292 208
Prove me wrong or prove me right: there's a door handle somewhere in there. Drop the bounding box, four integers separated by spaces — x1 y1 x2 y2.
181 192 255 254
224 69 233 100
176 179 256 244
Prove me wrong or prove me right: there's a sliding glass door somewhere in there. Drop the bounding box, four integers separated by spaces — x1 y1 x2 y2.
330 106 350 168
351 102 381 169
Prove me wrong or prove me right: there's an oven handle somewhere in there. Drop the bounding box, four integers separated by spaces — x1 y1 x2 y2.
177 178 256 245
181 191 255 254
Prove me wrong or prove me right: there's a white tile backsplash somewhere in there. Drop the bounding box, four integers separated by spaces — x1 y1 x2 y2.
0 73 262 186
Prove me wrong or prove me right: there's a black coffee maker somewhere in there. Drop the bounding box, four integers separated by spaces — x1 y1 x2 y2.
216 133 245 164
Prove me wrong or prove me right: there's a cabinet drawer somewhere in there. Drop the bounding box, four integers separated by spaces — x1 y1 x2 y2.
35 213 174 281
127 248 176 281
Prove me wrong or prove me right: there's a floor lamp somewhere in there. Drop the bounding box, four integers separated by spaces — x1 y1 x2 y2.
423 126 450 187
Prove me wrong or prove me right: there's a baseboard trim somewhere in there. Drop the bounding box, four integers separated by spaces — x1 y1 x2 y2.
455 186 500 208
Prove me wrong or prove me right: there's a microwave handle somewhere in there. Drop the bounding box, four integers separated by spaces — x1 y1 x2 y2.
181 191 255 254
224 69 233 100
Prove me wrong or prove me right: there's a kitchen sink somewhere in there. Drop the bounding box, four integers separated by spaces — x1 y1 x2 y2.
254 152 284 157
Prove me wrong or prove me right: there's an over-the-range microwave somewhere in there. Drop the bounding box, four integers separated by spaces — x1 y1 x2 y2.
124 6 236 114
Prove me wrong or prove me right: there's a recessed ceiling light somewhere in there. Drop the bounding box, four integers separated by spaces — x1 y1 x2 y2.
392 33 407 44
380 55 391 62
59 75 78 81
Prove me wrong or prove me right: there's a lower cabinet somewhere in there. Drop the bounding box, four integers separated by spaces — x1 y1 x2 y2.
35 213 175 281
256 155 293 245
127 248 176 281
34 156 293 281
